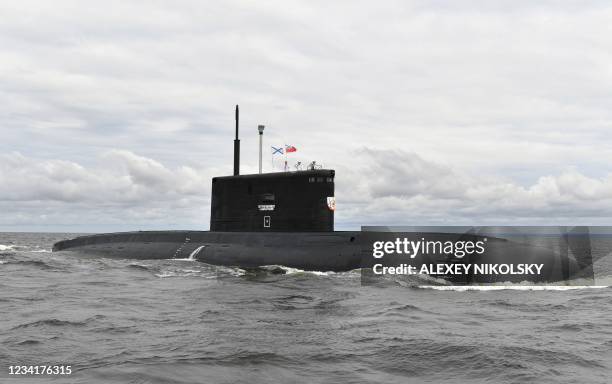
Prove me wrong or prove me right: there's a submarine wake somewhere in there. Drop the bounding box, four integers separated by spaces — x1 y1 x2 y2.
415 285 610 291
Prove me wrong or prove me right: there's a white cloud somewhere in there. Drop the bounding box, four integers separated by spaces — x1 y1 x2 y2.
0 151 212 231
336 148 612 227
0 150 210 203
1 1 612 230
2 149 612 231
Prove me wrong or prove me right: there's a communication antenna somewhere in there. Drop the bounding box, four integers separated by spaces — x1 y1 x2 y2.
233 105 240 176
294 161 302 171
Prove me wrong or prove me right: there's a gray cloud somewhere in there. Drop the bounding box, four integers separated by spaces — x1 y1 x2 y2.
336 148 612 227
1 1 612 230
0 151 212 231
0 150 210 203
2 149 612 231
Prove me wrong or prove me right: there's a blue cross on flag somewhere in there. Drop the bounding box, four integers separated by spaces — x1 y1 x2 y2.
271 146 284 155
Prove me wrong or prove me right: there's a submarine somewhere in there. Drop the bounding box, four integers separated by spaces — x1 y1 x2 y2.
53 106 362 272
53 106 596 283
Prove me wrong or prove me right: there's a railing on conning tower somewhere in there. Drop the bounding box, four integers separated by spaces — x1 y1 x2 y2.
307 161 323 170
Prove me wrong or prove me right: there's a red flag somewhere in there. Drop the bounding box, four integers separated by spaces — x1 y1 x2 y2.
285 145 297 153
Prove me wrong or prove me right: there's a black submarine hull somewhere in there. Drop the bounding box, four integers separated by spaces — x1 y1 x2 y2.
52 230 593 284
52 231 362 272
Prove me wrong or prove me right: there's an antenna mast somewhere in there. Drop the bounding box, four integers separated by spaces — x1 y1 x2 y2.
233 105 240 176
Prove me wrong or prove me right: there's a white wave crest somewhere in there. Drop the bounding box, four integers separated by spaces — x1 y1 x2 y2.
155 272 179 278
417 285 609 291
215 266 246 277
261 265 336 276
0 244 15 251
155 270 217 278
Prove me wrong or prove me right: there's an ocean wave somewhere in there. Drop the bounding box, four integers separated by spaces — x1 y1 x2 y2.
219 351 292 366
482 300 568 311
385 302 427 312
416 285 609 291
127 261 217 277
12 318 91 330
16 339 42 345
212 265 246 277
270 294 317 310
365 338 605 382
134 261 246 278
154 270 217 278
3 260 55 270
278 266 337 276
127 263 155 272
0 244 53 253
256 265 349 276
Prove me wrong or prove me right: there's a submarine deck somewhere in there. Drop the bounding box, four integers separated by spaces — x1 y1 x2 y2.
53 230 362 272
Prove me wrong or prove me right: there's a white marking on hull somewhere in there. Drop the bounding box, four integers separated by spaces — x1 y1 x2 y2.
188 245 206 260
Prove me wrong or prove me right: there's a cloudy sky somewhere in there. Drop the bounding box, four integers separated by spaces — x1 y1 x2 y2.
2 0 612 232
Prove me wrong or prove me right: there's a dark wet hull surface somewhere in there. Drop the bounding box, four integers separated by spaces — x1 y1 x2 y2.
52 231 362 272
2 232 612 383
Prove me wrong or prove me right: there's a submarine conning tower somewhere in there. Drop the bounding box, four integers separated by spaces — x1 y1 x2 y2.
209 105 335 232
210 170 335 232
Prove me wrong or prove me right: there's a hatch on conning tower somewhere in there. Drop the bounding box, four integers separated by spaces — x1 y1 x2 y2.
209 105 335 232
